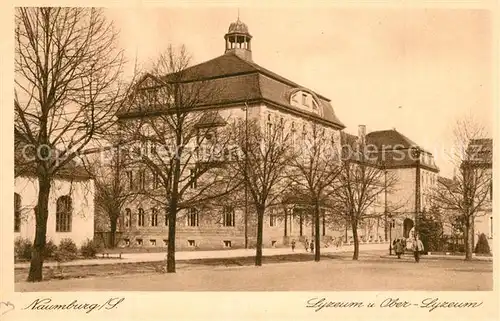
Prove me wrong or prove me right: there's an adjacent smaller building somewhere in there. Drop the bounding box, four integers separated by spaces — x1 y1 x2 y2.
14 135 95 247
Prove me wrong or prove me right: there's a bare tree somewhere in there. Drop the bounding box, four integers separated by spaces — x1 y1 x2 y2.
81 142 139 248
432 117 492 260
122 45 240 273
289 123 341 261
15 8 128 282
332 143 399 260
227 118 294 266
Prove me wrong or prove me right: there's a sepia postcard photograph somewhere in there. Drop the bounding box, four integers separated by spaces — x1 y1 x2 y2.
1 1 499 320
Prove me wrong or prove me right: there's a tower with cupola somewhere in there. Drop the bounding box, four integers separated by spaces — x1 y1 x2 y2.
224 17 253 61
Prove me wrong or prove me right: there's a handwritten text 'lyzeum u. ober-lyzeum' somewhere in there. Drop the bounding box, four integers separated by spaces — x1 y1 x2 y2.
306 297 483 312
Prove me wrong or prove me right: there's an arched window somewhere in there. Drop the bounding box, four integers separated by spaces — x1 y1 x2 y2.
187 208 199 227
151 208 158 227
138 208 145 227
222 206 235 227
14 193 21 232
56 195 72 232
125 208 131 228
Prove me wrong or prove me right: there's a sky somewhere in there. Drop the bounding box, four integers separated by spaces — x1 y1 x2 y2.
104 6 494 178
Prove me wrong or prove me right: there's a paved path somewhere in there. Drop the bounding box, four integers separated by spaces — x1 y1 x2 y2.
15 243 389 268
16 251 493 292
379 253 493 262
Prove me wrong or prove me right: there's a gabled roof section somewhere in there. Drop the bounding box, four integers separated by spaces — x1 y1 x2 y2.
339 129 439 172
366 129 418 150
464 138 492 166
195 111 227 128
120 51 345 129
14 132 92 180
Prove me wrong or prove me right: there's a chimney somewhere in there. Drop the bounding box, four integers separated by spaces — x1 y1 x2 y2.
358 125 366 147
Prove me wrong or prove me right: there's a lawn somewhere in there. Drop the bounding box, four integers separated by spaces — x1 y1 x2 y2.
16 251 493 291
15 253 334 282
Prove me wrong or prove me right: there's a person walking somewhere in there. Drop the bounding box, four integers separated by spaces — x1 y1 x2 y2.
395 239 404 259
291 239 296 252
304 239 309 252
413 235 424 263
310 240 314 253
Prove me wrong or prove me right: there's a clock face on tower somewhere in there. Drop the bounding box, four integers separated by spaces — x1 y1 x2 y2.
289 89 322 116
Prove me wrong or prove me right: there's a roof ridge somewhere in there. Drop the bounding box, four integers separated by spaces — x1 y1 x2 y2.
229 53 331 102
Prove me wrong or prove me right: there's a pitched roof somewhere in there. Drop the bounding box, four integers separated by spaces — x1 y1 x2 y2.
464 138 492 166
365 129 418 150
120 52 345 129
339 129 439 172
195 111 227 128
14 132 92 180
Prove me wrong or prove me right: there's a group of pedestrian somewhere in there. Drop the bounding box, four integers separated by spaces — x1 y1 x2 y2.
393 238 406 259
289 239 315 253
392 236 425 262
304 239 314 252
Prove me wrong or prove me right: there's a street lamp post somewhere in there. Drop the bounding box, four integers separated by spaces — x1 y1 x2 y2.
389 214 393 255
412 147 422 243
243 102 249 249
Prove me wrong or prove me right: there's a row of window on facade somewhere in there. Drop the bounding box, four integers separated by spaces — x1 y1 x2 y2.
123 206 281 228
123 205 237 228
14 193 72 233
124 168 198 191
266 113 336 147
122 238 233 248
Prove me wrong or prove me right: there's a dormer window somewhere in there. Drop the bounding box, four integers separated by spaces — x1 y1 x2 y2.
312 100 318 111
302 93 307 106
290 89 321 115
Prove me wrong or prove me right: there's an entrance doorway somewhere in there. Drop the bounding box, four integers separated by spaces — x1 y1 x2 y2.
403 218 414 238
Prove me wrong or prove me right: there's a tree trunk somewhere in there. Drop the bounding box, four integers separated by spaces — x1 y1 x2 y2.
465 215 474 261
109 216 117 248
255 205 264 266
284 207 287 237
167 204 177 272
167 139 182 273
299 211 303 236
314 201 321 262
351 220 359 260
384 213 388 241
27 175 51 282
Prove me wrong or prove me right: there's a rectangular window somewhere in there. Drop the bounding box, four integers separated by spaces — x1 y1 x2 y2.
223 240 232 248
190 168 197 189
150 239 156 246
302 93 307 105
124 238 130 247
125 208 131 228
138 208 145 227
188 239 196 247
153 172 160 189
139 170 146 190
270 212 276 227
136 238 143 246
266 122 272 139
187 208 199 227
223 206 235 227
163 239 168 247
151 209 158 227
126 171 134 190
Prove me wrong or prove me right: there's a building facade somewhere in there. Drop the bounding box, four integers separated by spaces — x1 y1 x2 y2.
340 126 440 244
114 18 347 250
14 171 95 248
